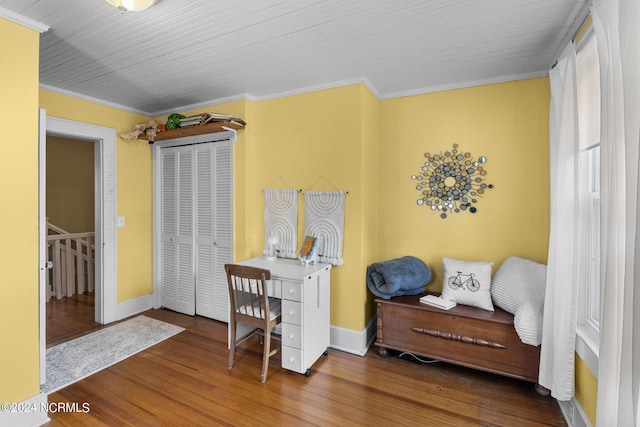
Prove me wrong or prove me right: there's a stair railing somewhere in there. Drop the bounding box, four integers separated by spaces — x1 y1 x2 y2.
47 221 95 301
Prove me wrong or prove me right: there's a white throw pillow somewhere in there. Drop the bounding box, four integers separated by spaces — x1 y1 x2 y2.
491 256 547 315
441 257 494 311
514 301 543 346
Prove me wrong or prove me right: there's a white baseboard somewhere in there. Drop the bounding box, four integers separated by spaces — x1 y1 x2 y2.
0 392 49 427
557 396 592 427
116 293 154 321
329 316 377 356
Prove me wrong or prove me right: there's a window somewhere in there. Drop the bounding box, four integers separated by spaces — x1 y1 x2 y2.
575 23 601 368
583 145 600 330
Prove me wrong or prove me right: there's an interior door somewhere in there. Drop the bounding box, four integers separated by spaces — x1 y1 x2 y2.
194 142 232 321
159 140 232 321
211 142 232 322
160 147 195 315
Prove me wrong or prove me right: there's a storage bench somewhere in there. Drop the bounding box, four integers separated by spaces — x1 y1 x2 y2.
375 293 541 383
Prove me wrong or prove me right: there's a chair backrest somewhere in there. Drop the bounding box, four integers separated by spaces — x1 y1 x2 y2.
225 264 273 323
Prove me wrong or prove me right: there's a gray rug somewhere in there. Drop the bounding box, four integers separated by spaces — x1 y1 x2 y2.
42 315 184 394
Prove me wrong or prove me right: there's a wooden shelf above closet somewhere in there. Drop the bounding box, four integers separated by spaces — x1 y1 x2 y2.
138 121 244 142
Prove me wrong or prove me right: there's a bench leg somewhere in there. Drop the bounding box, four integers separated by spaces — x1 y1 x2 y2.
534 384 551 397
377 346 391 358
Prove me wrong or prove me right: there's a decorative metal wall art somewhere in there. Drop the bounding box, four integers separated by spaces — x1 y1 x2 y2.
411 143 493 219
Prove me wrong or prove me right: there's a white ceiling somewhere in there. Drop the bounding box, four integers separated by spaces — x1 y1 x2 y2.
0 0 590 116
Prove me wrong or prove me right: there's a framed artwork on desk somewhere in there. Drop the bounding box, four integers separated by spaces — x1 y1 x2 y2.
299 236 318 265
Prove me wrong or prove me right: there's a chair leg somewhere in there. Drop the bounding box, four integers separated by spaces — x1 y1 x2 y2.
228 319 237 369
261 328 271 383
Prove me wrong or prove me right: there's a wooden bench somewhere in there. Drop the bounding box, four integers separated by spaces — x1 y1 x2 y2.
375 293 541 384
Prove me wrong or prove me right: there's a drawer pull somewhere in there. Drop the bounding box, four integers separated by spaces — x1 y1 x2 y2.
288 334 295 340
289 311 295 317
289 289 295 295
411 327 506 349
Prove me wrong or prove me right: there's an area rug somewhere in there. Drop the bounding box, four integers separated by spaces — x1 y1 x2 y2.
42 315 184 394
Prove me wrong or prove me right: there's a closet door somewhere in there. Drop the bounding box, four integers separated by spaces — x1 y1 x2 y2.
194 142 232 321
159 139 232 322
160 147 196 315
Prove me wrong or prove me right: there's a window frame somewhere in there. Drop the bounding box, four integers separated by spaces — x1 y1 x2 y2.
574 24 601 377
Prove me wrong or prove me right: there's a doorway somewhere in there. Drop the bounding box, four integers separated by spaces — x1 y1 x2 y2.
40 114 118 386
45 134 97 345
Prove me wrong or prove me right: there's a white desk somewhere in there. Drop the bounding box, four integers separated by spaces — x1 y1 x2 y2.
239 256 332 376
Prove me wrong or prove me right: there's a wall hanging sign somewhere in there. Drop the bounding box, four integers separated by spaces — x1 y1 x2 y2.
411 143 494 219
303 190 345 265
263 188 299 259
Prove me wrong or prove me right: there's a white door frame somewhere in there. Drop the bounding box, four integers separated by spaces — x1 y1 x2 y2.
38 110 47 384
41 115 118 326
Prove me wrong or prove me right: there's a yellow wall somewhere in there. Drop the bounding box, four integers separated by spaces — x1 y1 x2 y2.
251 85 370 331
378 78 551 290
360 86 381 322
576 355 597 425
46 136 95 233
0 17 41 403
40 90 153 302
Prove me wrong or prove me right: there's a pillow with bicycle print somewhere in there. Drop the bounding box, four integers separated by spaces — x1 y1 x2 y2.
441 257 494 311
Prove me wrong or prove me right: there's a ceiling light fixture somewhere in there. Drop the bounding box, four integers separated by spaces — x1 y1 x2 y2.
104 0 157 13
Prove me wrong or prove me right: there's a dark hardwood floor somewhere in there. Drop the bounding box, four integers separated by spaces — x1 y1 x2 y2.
46 292 100 347
43 307 567 426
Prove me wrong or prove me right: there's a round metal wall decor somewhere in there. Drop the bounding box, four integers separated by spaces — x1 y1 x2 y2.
411 143 494 219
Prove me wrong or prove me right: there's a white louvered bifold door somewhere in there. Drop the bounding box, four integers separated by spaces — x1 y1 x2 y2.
161 147 196 315
160 140 232 321
194 142 232 321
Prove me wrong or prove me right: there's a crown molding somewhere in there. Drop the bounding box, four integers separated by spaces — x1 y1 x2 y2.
378 71 548 100
0 7 49 33
42 72 548 119
150 93 256 117
40 84 151 116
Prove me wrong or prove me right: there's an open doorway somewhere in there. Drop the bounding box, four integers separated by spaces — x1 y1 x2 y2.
45 135 97 346
40 115 118 386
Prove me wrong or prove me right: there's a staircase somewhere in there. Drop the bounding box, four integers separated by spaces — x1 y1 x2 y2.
47 221 95 302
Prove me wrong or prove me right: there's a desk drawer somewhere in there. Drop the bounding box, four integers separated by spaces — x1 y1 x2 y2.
282 346 303 373
282 300 302 325
282 280 302 302
282 323 302 349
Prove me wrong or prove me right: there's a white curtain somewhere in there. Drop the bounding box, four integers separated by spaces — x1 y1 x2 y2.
591 0 640 424
539 43 580 401
620 1 640 422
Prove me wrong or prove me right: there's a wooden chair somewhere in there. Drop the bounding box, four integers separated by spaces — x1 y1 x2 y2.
225 264 282 383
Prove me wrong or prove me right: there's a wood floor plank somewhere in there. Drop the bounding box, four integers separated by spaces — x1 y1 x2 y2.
44 308 566 426
46 292 99 346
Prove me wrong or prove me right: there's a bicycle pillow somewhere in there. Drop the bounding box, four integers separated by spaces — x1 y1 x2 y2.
440 257 494 311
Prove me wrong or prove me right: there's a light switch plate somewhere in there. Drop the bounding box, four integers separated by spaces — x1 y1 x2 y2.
117 216 125 228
